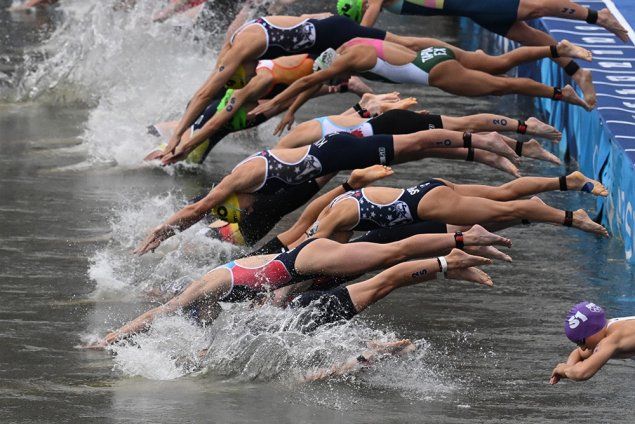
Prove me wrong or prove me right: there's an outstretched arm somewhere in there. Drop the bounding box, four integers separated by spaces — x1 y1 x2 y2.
272 84 323 135
360 0 383 27
550 339 617 384
87 271 227 348
250 51 360 117
133 172 251 255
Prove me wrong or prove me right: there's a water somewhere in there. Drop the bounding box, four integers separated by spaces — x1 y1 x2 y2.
1 1 634 422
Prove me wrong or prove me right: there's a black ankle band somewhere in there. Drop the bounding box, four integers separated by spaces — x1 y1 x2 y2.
564 210 574 227
559 175 568 191
586 8 598 24
515 142 523 157
466 147 475 162
454 231 464 249
550 45 559 58
342 181 354 192
463 132 472 148
339 82 349 93
521 219 531 225
353 102 370 118
517 120 527 134
564 60 580 76
553 87 563 100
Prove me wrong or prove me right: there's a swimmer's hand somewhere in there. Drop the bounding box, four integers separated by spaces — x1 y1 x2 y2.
144 150 166 162
81 339 109 350
348 165 393 189
161 148 188 165
550 363 568 384
134 226 168 255
273 111 295 136
250 100 275 117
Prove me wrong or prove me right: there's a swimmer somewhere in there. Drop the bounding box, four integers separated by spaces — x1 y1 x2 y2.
337 0 631 107
291 171 609 247
550 301 635 383
166 14 393 154
275 107 561 176
86 242 498 348
250 38 592 118
153 54 372 165
133 129 521 255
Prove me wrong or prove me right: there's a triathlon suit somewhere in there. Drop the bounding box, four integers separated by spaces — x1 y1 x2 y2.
216 238 320 302
315 109 444 138
344 38 455 85
382 0 520 37
255 54 315 97
233 132 394 195
327 179 446 232
230 15 386 60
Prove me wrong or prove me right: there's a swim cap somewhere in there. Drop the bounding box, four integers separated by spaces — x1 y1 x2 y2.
210 192 243 223
564 301 606 343
225 65 247 89
337 0 363 23
217 89 247 131
313 48 338 72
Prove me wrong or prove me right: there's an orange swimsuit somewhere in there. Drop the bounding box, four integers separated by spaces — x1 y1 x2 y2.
256 54 314 95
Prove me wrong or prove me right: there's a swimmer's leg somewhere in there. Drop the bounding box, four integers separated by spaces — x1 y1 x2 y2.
517 0 629 42
441 114 562 141
421 147 521 177
420 186 609 236
429 61 591 110
443 171 608 200
505 21 597 107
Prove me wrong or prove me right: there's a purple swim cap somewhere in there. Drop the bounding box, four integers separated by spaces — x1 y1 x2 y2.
564 301 606 343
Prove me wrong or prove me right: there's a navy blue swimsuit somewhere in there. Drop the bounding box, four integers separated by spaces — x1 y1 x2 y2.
332 180 447 231
235 133 395 195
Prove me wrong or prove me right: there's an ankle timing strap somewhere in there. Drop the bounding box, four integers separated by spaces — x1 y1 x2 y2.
454 231 464 249
564 210 574 227
559 175 568 191
463 132 472 148
517 120 527 134
515 142 523 156
553 87 563 100
586 8 598 24
353 102 371 118
564 60 580 77
466 147 475 162
550 45 559 58
436 256 448 273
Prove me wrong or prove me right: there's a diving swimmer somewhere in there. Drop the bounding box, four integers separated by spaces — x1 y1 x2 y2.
336 0 631 107
250 37 592 118
551 301 635 383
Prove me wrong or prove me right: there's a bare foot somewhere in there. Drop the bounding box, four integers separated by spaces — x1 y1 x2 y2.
348 76 374 96
479 152 521 178
556 40 592 62
571 69 596 109
367 339 415 355
521 139 561 164
463 224 512 247
478 132 520 165
359 92 400 109
349 165 394 187
464 245 512 263
561 84 592 111
525 117 561 142
382 97 417 112
445 248 493 269
566 171 608 196
446 267 493 287
572 209 609 237
598 8 630 43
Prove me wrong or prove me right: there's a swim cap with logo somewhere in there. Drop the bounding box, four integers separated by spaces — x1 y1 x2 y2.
313 48 338 72
225 65 247 89
564 301 606 343
210 192 244 223
216 89 247 131
337 0 363 23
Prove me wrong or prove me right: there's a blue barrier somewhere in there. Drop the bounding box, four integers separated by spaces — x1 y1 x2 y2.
462 0 635 262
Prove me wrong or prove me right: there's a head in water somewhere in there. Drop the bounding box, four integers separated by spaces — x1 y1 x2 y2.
564 301 607 350
210 192 244 224
336 0 366 23
313 48 348 86
225 65 247 89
